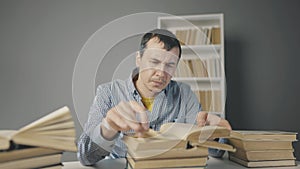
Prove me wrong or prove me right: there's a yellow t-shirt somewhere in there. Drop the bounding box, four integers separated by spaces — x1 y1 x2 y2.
141 97 154 112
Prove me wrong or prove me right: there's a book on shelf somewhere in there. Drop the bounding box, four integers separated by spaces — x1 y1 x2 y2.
0 106 77 152
0 153 62 169
174 58 221 78
206 28 212 45
228 155 296 168
190 59 208 78
174 27 220 45
175 60 194 77
194 90 222 113
211 27 221 44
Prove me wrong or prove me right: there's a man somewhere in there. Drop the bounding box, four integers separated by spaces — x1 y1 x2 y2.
77 29 231 166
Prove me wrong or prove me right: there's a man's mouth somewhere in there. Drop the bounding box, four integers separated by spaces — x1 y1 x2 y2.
152 80 164 86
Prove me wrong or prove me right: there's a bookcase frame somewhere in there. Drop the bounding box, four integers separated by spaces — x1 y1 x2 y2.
158 13 226 118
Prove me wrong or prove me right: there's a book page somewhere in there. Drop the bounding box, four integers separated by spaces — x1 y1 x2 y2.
159 123 229 142
15 106 71 134
159 123 198 140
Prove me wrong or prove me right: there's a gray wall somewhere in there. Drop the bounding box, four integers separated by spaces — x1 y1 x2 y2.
1 0 299 161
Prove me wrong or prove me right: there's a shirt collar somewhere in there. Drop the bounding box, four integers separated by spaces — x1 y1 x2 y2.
126 67 139 97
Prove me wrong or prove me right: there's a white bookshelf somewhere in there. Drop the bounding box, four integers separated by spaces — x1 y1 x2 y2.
158 14 226 117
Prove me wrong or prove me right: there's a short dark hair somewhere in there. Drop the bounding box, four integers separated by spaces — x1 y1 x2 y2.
139 29 182 59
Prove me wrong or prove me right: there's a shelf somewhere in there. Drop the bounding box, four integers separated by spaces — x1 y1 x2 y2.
182 45 221 51
158 13 225 116
158 14 222 29
181 45 222 59
205 111 225 117
172 77 223 91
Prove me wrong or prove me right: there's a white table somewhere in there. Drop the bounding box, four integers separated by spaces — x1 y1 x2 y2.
63 153 300 169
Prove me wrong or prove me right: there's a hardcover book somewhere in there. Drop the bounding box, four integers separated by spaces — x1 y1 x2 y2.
0 106 77 152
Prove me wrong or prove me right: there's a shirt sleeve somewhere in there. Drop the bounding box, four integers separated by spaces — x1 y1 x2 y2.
179 82 201 124
90 123 118 151
77 84 117 166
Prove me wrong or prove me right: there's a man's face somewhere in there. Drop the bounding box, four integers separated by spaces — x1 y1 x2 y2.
136 37 180 97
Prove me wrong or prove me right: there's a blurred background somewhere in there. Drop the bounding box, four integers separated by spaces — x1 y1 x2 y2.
0 0 299 161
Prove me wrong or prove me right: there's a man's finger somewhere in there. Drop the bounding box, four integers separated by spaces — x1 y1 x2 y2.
129 101 149 129
207 113 221 126
197 111 208 127
137 110 150 130
106 110 127 131
218 119 232 130
116 102 136 122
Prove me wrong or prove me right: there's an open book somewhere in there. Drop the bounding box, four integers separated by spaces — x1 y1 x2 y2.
0 106 77 152
123 122 235 159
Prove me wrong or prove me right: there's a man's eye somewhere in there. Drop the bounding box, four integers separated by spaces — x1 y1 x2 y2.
166 64 175 68
150 61 159 64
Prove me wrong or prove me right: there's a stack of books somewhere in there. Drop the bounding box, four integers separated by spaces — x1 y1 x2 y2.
123 123 235 169
228 130 297 168
0 106 77 169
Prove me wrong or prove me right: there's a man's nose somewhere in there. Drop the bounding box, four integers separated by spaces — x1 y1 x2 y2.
156 63 174 76
157 63 167 72
155 66 166 77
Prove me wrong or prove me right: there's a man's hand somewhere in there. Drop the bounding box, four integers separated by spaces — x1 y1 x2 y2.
101 101 149 140
197 111 232 130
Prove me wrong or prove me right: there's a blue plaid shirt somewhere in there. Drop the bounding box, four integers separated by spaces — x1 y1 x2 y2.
77 68 225 165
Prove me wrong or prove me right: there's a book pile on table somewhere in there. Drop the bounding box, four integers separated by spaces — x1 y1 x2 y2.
228 130 298 168
0 106 77 169
123 123 235 169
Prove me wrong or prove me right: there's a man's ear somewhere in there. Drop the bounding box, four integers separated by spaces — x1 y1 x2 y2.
136 51 141 67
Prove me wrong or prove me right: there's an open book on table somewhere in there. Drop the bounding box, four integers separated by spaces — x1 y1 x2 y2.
123 122 235 159
0 106 77 152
